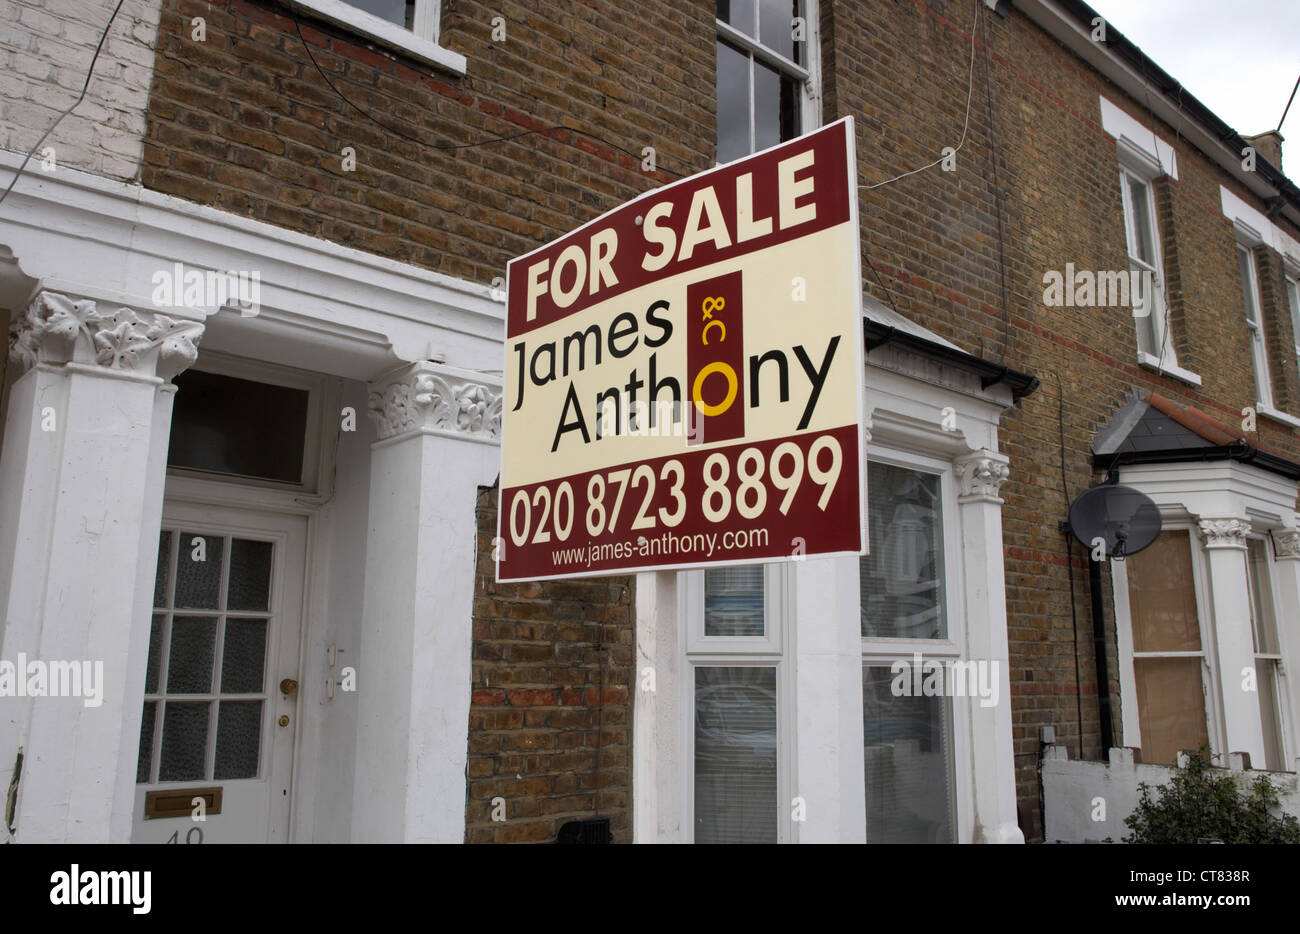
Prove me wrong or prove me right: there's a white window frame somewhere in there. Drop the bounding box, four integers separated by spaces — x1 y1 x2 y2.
1110 522 1222 763
1286 274 1300 361
1246 535 1292 771
679 563 795 843
1117 159 1196 385
715 0 822 163
859 446 971 844
1238 242 1276 413
289 0 466 75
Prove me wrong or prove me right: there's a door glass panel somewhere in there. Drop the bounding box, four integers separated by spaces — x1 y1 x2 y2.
159 702 210 782
705 565 764 636
1133 657 1208 765
175 533 224 609
863 666 955 843
166 617 217 693
228 539 273 611
1127 530 1201 652
154 531 172 607
140 526 277 784
694 666 777 843
215 701 264 780
221 619 268 693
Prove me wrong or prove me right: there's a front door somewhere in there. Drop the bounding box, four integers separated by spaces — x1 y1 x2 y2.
131 502 307 843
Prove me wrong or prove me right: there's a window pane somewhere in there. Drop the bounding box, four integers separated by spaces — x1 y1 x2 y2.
694 666 777 843
759 0 798 63
1132 263 1159 356
754 59 782 152
228 539 273 612
861 463 946 639
1133 657 1208 765
1126 530 1201 652
1125 174 1154 265
341 0 410 28
1286 278 1300 354
166 616 217 694
717 41 750 163
136 701 156 784
145 614 164 694
221 619 268 694
1257 659 1285 772
705 565 764 636
168 370 309 484
1247 539 1278 654
717 0 757 35
175 532 224 610
1239 247 1259 326
158 701 210 781
154 531 171 608
215 700 263 780
863 666 955 843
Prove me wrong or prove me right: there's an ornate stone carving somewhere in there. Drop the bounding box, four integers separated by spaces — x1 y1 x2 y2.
1273 529 1300 559
1197 517 1249 549
8 291 203 380
368 362 503 442
955 450 1011 501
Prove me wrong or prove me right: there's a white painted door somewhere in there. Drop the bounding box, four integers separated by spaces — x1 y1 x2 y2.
131 503 307 843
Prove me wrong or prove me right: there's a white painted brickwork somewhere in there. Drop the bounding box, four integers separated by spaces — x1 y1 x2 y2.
0 0 162 181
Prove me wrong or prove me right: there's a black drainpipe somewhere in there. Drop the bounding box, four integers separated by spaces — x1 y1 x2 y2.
1088 556 1114 754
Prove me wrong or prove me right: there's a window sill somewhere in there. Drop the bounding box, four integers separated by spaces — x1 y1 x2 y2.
289 0 467 75
1137 352 1202 387
1257 404 1300 429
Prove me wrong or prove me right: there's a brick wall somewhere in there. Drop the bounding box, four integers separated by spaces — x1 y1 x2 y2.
822 0 1300 840
140 0 714 286
468 487 634 844
0 0 161 179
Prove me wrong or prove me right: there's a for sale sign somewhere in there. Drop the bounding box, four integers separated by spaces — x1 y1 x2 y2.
497 117 864 582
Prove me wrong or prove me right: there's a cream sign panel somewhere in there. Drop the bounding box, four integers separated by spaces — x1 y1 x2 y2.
499 118 865 581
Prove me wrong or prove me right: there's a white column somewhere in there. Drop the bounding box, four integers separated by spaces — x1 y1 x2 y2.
1269 527 1300 772
1198 517 1266 767
791 553 868 842
632 570 683 843
954 449 1023 843
0 291 203 842
352 361 501 842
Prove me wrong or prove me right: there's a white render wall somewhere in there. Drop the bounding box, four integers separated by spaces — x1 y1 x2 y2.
0 0 161 180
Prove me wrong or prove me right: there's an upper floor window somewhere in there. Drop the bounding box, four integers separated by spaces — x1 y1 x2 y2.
1238 244 1275 410
716 1 812 163
293 0 464 74
1118 166 1178 370
1286 274 1300 364
338 0 436 37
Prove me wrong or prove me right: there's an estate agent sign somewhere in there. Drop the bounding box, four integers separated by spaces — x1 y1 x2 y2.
498 117 864 581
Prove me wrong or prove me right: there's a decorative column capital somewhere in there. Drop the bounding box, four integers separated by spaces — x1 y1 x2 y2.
955 449 1011 503
367 360 503 444
1197 517 1250 550
1272 529 1300 559
8 290 204 381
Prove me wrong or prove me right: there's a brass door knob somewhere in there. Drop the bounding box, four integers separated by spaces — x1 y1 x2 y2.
278 715 290 727
279 678 299 696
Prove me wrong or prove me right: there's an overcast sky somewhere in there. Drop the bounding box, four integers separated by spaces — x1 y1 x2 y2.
1086 0 1300 177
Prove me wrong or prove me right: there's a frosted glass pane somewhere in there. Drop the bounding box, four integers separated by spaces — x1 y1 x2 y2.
1127 531 1201 652
175 533 223 609
221 619 268 694
136 701 156 784
159 702 209 781
145 615 164 694
694 666 777 844
1134 657 1208 765
863 666 955 843
154 531 171 608
167 617 216 694
861 462 946 639
215 701 263 780
228 539 272 611
705 565 764 636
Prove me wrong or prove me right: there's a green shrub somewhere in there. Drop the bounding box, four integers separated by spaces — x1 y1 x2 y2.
1123 749 1300 844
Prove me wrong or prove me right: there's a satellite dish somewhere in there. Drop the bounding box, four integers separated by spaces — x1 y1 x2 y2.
1067 484 1162 559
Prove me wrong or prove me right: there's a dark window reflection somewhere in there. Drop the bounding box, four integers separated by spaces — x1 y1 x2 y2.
717 40 750 163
